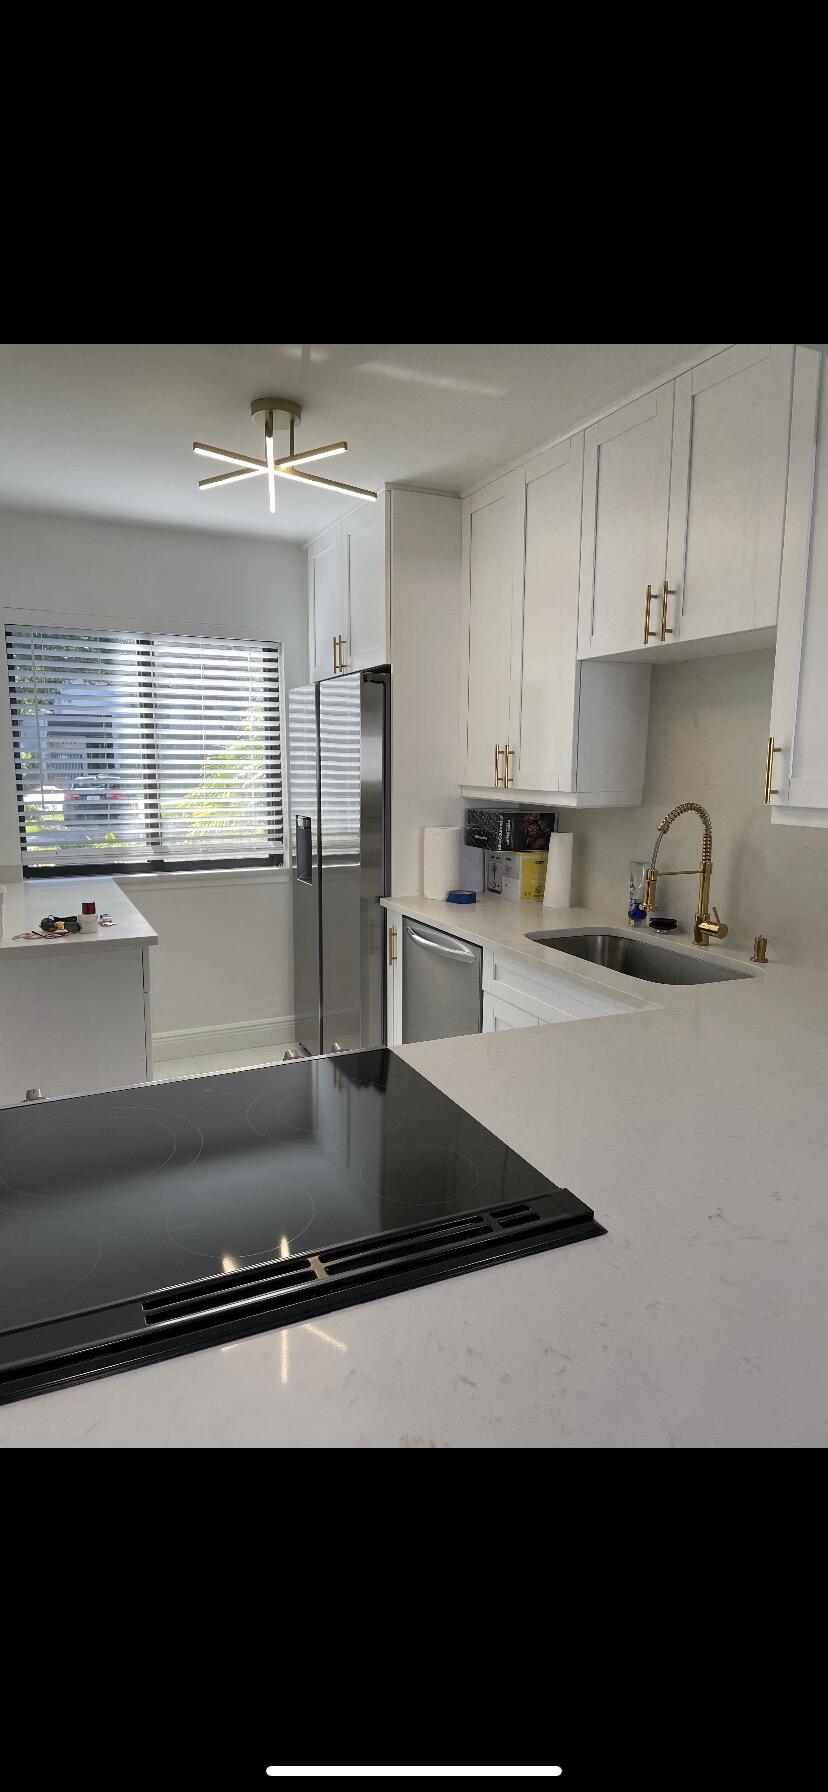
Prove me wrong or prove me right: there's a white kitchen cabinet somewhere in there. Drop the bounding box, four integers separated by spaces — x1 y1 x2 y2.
0 878 156 1107
307 490 462 899
518 438 584 791
483 991 541 1031
769 347 828 826
308 523 344 681
578 386 675 657
342 503 388 671
386 913 402 1045
515 437 651 803
0 945 152 1107
459 472 525 789
308 500 389 680
667 343 794 643
578 345 795 660
482 946 638 1027
460 442 651 808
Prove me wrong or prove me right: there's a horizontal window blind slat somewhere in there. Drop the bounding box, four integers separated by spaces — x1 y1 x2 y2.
6 624 285 869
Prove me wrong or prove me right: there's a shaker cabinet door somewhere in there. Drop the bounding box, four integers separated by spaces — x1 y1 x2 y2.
309 524 344 681
667 343 795 642
460 472 524 789
770 347 828 822
578 385 674 657
343 501 387 671
516 434 584 792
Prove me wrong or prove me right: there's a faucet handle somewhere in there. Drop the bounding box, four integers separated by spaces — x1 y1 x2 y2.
697 907 729 942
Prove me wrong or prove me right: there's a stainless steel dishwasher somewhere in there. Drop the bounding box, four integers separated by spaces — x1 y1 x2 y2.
401 918 483 1044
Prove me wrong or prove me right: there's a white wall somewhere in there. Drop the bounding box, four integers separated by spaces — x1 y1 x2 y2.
0 506 308 1044
558 648 828 967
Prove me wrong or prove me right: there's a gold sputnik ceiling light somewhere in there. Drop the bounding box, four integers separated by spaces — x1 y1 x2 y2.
193 397 377 515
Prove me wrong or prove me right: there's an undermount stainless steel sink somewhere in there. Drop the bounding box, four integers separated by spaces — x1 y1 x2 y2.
524 929 751 986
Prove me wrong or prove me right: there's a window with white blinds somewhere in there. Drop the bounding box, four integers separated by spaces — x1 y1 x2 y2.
5 626 285 871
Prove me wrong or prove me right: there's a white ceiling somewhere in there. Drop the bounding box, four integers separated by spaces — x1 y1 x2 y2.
0 343 714 545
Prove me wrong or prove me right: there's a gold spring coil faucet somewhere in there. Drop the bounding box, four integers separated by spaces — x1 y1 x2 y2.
643 801 728 947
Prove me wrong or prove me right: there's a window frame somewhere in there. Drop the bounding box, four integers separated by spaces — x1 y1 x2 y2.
6 625 288 878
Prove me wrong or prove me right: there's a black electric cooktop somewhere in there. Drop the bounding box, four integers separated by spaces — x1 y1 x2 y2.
0 1049 605 1404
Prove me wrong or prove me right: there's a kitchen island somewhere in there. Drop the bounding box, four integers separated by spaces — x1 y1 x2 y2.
0 876 157 1106
1 902 826 1447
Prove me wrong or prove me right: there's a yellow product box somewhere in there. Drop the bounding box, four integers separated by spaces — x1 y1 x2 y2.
486 849 548 902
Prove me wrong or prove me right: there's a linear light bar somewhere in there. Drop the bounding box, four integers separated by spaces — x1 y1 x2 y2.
193 442 266 472
199 468 266 490
274 440 347 469
276 466 377 502
265 415 276 515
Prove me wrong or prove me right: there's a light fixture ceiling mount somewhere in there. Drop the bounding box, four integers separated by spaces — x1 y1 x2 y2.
193 397 377 513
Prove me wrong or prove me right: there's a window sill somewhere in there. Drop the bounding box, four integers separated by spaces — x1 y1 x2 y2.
113 866 291 890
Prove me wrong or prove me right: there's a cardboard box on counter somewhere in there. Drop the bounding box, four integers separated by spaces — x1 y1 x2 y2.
485 850 548 903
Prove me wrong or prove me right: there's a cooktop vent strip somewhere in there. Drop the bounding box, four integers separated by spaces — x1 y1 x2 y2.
142 1197 597 1333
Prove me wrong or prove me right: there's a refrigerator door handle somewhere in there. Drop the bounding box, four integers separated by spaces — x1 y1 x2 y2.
405 926 479 963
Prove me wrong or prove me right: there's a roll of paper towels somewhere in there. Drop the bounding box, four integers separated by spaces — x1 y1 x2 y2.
423 826 463 900
542 833 573 908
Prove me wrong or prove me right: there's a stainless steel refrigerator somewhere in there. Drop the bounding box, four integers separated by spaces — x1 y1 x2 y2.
288 667 390 1057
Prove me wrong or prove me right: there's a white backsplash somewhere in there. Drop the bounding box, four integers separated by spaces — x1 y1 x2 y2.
557 648 828 966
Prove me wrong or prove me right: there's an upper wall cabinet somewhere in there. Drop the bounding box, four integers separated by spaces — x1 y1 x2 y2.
459 472 525 789
307 489 462 895
308 499 389 681
308 523 345 681
343 503 388 671
578 345 795 659
666 343 795 643
769 347 828 828
578 386 675 658
460 441 651 807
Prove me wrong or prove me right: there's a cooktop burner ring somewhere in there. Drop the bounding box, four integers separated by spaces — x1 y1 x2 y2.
164 1176 318 1266
0 1106 205 1211
0 1216 102 1314
358 1141 481 1208
245 1083 410 1147
245 1085 318 1141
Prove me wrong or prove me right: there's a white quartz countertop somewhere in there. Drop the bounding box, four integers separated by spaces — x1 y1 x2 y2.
0 877 157 956
2 900 827 1449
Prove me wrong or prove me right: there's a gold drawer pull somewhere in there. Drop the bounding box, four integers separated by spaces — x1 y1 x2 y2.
494 742 506 787
504 743 514 786
661 581 675 640
644 584 658 643
764 736 782 804
387 924 397 967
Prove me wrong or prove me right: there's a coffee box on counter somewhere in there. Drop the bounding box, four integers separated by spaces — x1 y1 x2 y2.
465 809 556 852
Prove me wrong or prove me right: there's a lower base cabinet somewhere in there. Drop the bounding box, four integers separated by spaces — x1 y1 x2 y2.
483 992 542 1030
0 945 152 1107
384 910 640 1045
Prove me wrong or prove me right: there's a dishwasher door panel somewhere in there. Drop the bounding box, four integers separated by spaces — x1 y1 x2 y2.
401 919 483 1045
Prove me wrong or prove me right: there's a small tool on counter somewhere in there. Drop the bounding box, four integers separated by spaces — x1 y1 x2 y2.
40 913 81 934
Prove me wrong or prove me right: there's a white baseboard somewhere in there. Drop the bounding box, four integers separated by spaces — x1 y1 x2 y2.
152 1015 297 1062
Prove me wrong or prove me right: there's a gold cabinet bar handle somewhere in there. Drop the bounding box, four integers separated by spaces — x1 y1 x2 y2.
765 736 782 804
332 634 338 674
644 584 658 643
504 743 514 786
387 924 397 967
661 581 675 640
494 742 503 787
